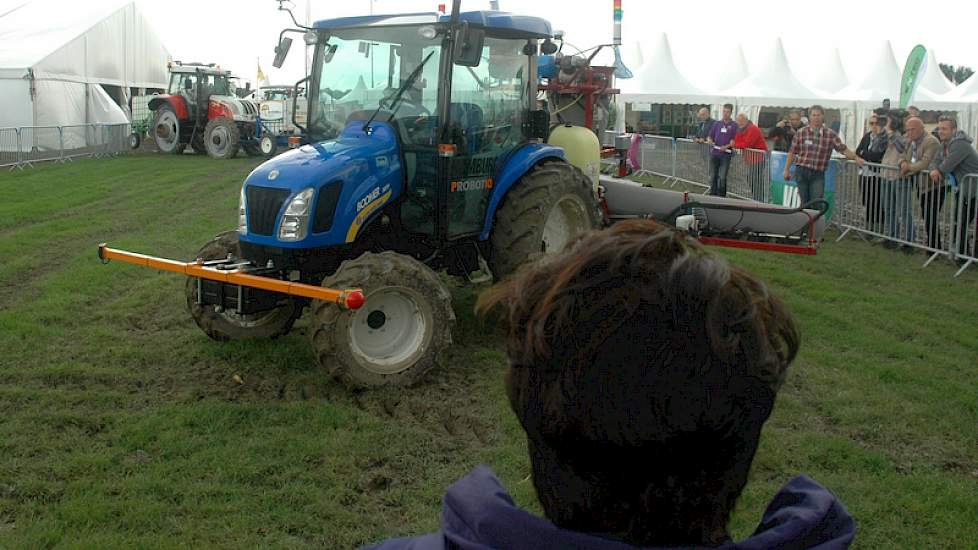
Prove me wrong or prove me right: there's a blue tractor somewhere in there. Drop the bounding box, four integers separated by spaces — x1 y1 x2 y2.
99 2 829 388
181 5 601 387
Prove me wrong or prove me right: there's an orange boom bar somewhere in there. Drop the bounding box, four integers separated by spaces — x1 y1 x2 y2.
97 244 365 310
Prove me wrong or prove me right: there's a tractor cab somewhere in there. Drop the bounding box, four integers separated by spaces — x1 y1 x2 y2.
254 11 555 261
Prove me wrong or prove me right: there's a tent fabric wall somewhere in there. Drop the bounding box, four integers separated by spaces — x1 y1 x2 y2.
0 0 169 128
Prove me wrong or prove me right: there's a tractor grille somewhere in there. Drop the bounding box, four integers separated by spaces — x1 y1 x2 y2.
246 185 290 236
240 100 258 116
313 182 343 233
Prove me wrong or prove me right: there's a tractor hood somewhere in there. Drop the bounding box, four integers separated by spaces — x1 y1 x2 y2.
240 121 402 248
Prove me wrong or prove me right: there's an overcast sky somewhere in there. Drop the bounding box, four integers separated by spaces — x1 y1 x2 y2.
124 0 978 90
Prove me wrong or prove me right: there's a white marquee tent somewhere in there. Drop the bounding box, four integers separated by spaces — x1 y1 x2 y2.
0 0 170 133
619 32 721 105
811 47 850 95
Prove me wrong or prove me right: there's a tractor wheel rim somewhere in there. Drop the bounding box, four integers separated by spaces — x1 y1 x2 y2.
155 111 179 151
210 126 230 155
260 137 274 154
542 194 590 253
349 287 430 375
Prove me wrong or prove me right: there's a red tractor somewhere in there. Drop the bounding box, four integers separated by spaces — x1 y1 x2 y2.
149 61 260 159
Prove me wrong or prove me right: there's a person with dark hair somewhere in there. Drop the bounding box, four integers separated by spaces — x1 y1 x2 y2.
768 110 803 152
708 103 738 197
784 105 863 206
930 116 978 262
855 114 888 232
880 114 910 247
364 220 855 550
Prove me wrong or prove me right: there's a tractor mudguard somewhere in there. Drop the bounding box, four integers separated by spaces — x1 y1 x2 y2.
238 121 402 250
208 101 235 121
478 143 566 240
148 95 188 119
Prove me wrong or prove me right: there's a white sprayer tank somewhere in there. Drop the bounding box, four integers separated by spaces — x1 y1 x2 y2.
547 124 601 194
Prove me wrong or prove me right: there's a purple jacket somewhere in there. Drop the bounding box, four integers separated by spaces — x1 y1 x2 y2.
362 465 855 550
710 119 739 157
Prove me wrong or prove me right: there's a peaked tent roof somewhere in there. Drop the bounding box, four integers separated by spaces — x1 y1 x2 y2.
944 71 978 100
721 38 841 107
811 47 849 94
836 41 900 103
708 44 749 92
620 32 719 103
913 49 955 102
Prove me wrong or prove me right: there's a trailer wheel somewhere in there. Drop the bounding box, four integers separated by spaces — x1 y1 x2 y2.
308 252 455 389
260 135 277 157
128 132 141 150
153 105 186 154
488 160 603 280
184 230 301 341
204 117 241 159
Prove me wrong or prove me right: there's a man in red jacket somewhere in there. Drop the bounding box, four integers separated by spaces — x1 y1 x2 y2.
734 114 770 201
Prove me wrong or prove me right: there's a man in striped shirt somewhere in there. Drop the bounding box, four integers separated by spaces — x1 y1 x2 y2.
783 105 863 206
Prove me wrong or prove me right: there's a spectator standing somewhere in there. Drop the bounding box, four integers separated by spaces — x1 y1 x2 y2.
783 105 863 206
733 113 769 201
855 114 888 232
880 114 911 247
707 103 738 197
692 107 715 142
900 117 941 251
929 116 978 262
769 110 803 152
364 220 855 550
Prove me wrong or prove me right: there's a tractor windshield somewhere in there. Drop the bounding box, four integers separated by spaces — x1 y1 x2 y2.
308 25 444 140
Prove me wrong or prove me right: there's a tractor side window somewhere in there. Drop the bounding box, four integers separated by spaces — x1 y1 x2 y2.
444 37 529 239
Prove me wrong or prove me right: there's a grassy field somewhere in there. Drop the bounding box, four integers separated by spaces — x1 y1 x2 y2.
0 155 976 549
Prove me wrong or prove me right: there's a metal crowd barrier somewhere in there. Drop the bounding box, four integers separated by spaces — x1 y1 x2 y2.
625 131 975 276
832 159 976 276
1 123 132 170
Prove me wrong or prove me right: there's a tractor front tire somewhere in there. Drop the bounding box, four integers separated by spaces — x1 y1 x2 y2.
488 160 603 280
185 230 301 341
153 105 186 154
308 252 455 389
204 117 241 159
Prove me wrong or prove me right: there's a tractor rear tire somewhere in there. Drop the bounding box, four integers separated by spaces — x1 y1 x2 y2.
488 160 603 280
184 230 301 341
153 105 186 154
308 251 455 389
204 117 241 159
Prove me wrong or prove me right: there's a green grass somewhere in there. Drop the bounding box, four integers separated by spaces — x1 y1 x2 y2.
1 156 977 549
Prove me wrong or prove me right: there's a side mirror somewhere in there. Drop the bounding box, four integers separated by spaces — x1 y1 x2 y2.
273 36 293 68
452 23 485 67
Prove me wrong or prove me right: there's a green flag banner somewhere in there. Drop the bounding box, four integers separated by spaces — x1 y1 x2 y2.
900 45 927 109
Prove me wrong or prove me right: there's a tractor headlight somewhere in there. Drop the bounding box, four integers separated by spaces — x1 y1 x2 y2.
278 187 314 241
238 186 247 235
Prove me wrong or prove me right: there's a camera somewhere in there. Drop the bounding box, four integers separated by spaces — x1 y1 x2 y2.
873 107 906 133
